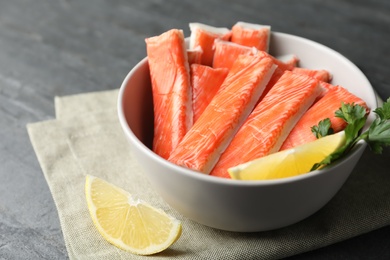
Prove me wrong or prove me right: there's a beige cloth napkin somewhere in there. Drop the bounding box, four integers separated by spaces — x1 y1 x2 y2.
27 89 390 260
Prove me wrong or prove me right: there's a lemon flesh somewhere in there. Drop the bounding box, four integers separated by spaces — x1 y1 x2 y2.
228 131 346 180
85 175 182 255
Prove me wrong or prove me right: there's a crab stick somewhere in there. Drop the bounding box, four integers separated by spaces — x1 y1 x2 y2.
169 54 276 173
212 39 257 70
189 23 231 66
211 71 322 178
276 54 300 70
187 46 203 65
292 67 332 82
145 29 192 160
280 85 369 150
257 52 299 103
231 21 271 52
191 64 229 123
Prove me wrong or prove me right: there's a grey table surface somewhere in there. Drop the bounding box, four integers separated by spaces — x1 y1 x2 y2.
1 0 389 259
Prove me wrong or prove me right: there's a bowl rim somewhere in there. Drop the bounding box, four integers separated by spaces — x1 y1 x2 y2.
117 31 374 187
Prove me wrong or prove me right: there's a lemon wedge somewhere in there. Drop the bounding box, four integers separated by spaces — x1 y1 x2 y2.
228 131 346 180
85 175 182 255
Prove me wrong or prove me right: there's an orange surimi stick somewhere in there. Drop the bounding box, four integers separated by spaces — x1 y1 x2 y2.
231 21 271 52
210 71 322 178
191 64 229 123
280 85 369 151
272 54 300 71
252 51 299 72
292 67 332 82
145 29 192 160
212 39 257 70
189 23 231 66
256 52 299 103
293 68 333 102
168 54 277 173
258 67 285 103
187 46 203 65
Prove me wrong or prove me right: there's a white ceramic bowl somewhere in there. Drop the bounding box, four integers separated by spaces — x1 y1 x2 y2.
118 32 377 232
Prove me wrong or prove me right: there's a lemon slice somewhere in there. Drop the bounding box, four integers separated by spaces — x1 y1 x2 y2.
85 175 182 255
228 131 346 180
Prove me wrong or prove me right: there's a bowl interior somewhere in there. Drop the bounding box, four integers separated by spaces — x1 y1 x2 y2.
119 31 377 181
120 57 154 150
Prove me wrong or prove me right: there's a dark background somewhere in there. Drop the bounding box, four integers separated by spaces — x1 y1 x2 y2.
0 0 389 259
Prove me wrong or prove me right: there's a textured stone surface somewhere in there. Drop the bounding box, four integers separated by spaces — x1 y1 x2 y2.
0 0 389 259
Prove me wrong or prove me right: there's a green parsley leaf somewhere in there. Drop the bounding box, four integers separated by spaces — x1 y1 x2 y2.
311 118 334 138
311 98 390 171
335 102 366 124
366 98 390 153
373 98 390 121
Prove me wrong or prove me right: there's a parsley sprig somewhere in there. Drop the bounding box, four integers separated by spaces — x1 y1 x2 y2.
311 118 334 139
311 97 390 171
